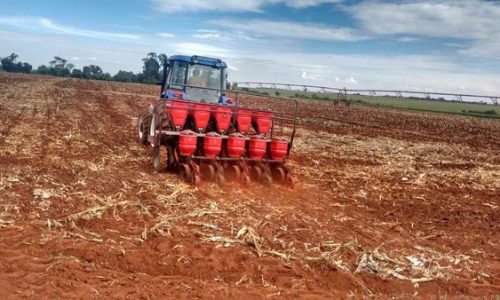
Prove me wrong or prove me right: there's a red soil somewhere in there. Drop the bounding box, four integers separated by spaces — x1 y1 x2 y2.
0 73 499 298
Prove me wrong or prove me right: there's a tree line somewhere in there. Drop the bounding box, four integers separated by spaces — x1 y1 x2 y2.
0 52 167 84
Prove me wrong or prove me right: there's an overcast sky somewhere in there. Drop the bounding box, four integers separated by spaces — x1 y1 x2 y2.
1 0 500 95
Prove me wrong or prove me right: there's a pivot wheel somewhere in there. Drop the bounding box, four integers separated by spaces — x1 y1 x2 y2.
227 165 242 182
179 163 192 183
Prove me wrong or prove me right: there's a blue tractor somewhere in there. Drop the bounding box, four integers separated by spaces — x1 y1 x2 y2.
137 55 298 186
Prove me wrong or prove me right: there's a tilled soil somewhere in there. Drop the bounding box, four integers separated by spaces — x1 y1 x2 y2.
0 73 499 299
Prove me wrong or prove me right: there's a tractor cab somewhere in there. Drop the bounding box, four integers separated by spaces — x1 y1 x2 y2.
160 55 228 104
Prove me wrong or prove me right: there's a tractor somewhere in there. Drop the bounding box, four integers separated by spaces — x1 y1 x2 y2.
137 55 298 185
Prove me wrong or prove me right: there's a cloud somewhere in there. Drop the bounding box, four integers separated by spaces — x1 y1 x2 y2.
398 37 419 43
190 29 254 41
0 16 142 41
212 19 365 41
335 76 358 84
301 71 317 80
347 0 500 59
150 0 342 13
192 33 223 40
227 50 500 95
157 32 174 38
191 29 225 40
171 42 234 58
286 0 342 8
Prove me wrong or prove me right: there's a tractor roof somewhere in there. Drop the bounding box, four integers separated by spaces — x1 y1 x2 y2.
169 55 228 68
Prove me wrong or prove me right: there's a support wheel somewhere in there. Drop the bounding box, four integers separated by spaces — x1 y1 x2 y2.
216 172 226 184
227 165 241 182
242 174 251 186
285 173 294 187
166 145 177 172
193 175 201 185
250 166 262 182
206 165 215 181
179 163 192 183
152 146 161 172
137 115 149 145
272 167 286 184
203 164 216 181
262 173 272 187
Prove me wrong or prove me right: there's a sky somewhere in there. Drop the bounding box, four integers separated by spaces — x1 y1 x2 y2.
1 0 500 95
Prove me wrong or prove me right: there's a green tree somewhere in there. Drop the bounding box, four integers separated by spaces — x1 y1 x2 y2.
49 56 73 77
101 72 112 81
19 62 32 73
82 65 103 79
71 69 83 78
36 65 50 75
113 70 137 82
1 53 19 72
158 53 167 68
141 52 161 83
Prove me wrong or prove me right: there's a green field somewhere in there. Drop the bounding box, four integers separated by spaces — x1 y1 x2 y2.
237 87 500 119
